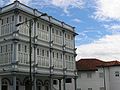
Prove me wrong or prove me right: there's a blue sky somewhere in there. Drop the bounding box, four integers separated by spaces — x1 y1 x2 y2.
1 0 120 61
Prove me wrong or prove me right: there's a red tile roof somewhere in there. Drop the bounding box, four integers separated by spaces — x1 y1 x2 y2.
76 58 120 71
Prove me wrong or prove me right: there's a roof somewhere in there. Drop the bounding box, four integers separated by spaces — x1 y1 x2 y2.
0 0 77 34
76 58 120 71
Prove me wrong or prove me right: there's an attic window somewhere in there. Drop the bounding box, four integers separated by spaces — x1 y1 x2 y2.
19 16 22 22
87 73 92 78
66 78 72 83
115 71 119 77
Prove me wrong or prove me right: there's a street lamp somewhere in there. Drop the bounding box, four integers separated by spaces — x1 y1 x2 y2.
16 13 47 90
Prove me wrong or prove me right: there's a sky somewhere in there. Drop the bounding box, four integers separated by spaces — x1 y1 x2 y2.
1 0 120 61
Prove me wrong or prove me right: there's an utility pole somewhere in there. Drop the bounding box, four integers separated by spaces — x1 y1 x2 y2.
16 13 47 90
29 20 32 90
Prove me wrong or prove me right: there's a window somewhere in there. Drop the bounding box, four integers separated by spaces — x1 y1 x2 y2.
5 45 7 52
115 71 119 77
1 19 3 25
11 44 13 51
77 88 81 90
1 46 2 53
69 56 70 61
60 54 62 59
68 34 70 39
19 16 22 22
56 30 58 35
47 26 49 31
57 53 58 58
100 87 104 90
72 57 74 61
60 31 62 36
53 52 54 58
18 44 21 51
37 22 39 28
12 15 14 21
71 35 73 40
66 78 72 83
37 81 42 90
88 88 92 90
47 51 49 57
25 45 27 52
52 28 54 33
2 79 8 90
42 24 44 30
65 55 68 60
87 73 92 78
7 17 9 23
37 49 39 55
99 72 104 78
44 81 49 90
25 18 27 24
53 80 57 85
65 33 66 38
42 50 44 56
16 80 20 90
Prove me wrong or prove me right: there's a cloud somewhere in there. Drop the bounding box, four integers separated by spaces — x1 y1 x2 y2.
93 0 120 21
104 24 120 31
51 0 84 13
9 0 32 5
72 18 81 23
1 0 84 14
76 34 120 61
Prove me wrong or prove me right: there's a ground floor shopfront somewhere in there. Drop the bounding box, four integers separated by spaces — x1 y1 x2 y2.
0 73 77 90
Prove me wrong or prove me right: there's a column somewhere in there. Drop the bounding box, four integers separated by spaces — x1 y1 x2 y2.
13 41 18 63
49 75 53 90
62 22 66 90
58 79 61 90
49 20 53 90
14 5 19 32
74 77 77 90
33 44 37 90
13 76 16 90
33 16 37 90
33 77 36 90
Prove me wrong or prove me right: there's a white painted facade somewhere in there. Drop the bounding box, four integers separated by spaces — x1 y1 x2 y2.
77 65 120 90
0 0 77 90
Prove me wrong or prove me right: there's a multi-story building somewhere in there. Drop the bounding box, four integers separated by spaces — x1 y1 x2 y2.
0 0 77 90
76 58 120 90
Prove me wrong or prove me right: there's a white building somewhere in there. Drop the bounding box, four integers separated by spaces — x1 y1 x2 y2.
0 0 77 90
76 58 120 90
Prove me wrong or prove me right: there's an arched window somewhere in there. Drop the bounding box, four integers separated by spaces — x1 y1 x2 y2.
2 79 8 90
44 81 49 90
25 80 30 90
16 80 20 90
36 80 42 90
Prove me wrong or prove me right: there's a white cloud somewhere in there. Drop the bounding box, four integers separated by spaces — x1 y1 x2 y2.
72 18 81 23
76 34 120 61
93 0 120 21
1 0 84 14
104 24 120 31
51 0 84 13
9 0 32 5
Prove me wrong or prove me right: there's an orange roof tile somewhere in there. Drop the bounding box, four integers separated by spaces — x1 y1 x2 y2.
76 58 120 71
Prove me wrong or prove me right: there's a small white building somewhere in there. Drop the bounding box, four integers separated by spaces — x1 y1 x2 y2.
76 58 120 90
0 0 77 90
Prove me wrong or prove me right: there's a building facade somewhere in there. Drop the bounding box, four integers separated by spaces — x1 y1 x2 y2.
76 58 120 90
0 0 77 90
